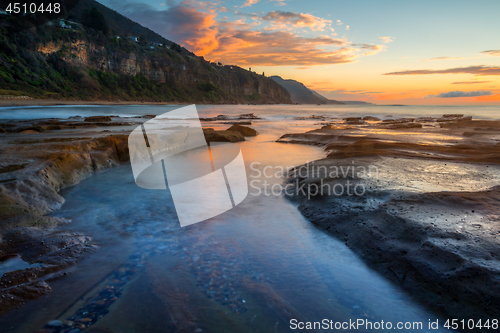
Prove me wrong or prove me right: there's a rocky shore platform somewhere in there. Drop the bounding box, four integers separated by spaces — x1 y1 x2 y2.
0 113 258 314
281 114 500 324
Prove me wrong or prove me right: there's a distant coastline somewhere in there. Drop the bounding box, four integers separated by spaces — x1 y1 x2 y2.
0 99 374 108
0 99 292 107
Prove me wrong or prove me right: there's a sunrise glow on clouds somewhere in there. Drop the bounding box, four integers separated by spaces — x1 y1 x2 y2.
100 0 500 104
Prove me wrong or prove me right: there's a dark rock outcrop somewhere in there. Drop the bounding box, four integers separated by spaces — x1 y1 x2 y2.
203 128 245 142
362 116 380 121
344 117 365 125
84 116 112 122
226 125 258 136
0 132 130 314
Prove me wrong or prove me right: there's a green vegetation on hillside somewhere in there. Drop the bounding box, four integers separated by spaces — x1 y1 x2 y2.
0 2 290 104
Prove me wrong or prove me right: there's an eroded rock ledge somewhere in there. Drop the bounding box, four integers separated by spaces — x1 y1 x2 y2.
0 113 258 314
281 115 500 325
0 127 129 314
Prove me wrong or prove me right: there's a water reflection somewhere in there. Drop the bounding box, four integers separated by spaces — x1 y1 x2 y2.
0 255 42 277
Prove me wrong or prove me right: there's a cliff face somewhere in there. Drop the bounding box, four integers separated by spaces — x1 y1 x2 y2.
270 76 343 104
101 51 291 103
0 10 291 104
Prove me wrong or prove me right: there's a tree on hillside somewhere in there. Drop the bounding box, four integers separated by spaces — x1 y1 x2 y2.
83 7 109 35
170 42 183 53
139 35 147 44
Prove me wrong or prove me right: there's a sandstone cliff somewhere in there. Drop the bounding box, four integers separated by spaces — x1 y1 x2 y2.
0 3 291 104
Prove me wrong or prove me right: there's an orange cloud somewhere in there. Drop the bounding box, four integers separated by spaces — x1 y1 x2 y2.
352 43 385 56
271 0 287 6
242 0 260 8
207 30 354 66
452 81 492 84
112 2 385 67
113 0 220 56
182 9 220 55
384 66 500 76
421 56 465 62
261 11 332 31
481 50 500 56
379 36 394 43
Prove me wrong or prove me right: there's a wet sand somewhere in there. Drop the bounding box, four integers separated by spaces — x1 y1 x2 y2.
281 114 500 322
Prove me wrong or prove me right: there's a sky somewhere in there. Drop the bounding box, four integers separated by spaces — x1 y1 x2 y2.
98 0 500 104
